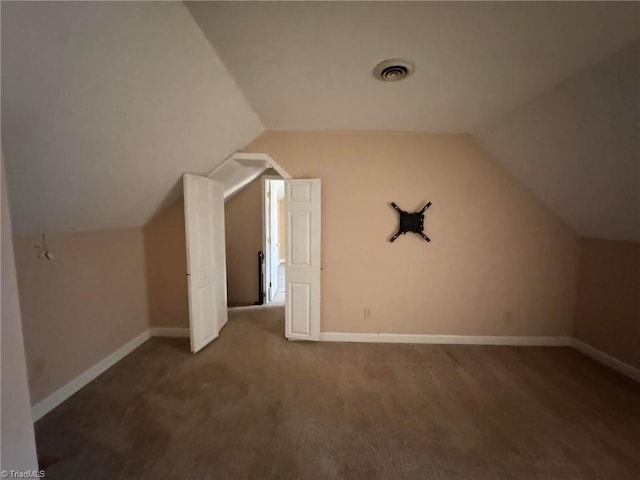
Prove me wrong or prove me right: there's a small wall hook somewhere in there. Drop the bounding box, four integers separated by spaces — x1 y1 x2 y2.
34 233 55 260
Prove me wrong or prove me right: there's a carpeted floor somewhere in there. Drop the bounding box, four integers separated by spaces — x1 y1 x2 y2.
35 306 640 479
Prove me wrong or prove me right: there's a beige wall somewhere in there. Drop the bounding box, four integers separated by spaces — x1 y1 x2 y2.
14 228 149 405
244 131 580 335
224 171 282 305
144 170 280 314
574 238 640 368
1 158 38 471
144 200 189 328
143 179 263 317
224 178 263 305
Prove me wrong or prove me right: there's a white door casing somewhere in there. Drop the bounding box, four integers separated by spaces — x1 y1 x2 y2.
268 180 281 300
285 179 321 341
183 173 228 353
262 176 283 303
262 177 271 303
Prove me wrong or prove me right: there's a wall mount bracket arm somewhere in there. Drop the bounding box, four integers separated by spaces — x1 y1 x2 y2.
389 201 432 243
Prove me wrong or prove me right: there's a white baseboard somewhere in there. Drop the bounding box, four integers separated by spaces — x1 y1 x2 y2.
149 327 190 338
31 326 191 422
319 332 638 383
31 328 638 422
571 339 640 383
31 329 151 422
319 332 572 346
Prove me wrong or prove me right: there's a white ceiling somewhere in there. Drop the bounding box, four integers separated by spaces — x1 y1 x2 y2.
476 44 639 242
1 2 638 240
186 1 639 132
1 2 263 234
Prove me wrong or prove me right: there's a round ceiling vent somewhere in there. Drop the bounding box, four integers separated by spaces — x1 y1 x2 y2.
373 59 415 82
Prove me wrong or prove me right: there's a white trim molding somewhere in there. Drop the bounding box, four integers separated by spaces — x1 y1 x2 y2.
31 327 192 422
149 327 190 338
319 332 639 383
571 339 640 383
319 332 572 346
228 152 292 180
208 152 293 200
31 329 151 422
30 328 639 423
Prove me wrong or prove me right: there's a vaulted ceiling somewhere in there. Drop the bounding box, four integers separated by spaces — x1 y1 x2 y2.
186 1 638 133
1 2 262 233
476 44 639 241
2 2 638 240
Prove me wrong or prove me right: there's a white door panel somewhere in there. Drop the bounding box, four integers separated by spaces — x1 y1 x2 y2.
184 174 228 353
285 179 321 341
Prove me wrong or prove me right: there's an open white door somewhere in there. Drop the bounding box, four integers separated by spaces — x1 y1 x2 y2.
183 173 228 353
285 179 321 341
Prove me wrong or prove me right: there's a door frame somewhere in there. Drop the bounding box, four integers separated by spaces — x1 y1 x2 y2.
262 175 284 304
202 152 320 342
208 152 291 308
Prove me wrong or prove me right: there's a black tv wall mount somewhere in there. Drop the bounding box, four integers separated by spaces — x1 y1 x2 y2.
389 201 432 243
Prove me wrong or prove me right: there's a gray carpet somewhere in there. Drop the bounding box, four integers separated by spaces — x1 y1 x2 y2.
35 306 640 479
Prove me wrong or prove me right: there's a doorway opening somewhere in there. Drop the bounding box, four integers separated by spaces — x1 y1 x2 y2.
222 169 283 309
184 152 321 353
262 177 285 304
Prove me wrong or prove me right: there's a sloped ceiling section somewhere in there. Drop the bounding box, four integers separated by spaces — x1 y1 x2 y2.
1 2 263 234
186 1 639 132
475 44 639 242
